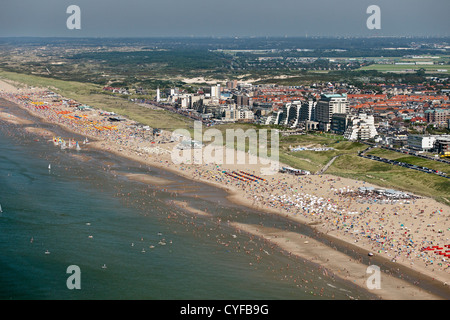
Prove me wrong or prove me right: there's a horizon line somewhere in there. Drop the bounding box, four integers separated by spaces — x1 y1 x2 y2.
0 35 449 40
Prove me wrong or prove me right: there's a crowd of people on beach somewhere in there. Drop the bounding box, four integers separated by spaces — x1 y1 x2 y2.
188 163 450 275
1 87 449 281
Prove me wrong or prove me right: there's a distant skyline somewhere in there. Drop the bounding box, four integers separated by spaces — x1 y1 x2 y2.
0 0 449 38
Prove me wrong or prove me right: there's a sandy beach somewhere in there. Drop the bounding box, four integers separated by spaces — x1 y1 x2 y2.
231 223 440 300
0 78 449 300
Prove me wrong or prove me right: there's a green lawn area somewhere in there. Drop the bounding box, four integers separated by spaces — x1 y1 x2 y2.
366 148 450 174
278 133 366 172
358 64 450 74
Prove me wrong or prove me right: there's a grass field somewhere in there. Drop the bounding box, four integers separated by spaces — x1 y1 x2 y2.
279 133 366 172
358 63 450 74
366 148 450 174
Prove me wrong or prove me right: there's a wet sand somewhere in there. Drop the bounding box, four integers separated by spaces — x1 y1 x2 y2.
0 111 34 125
231 223 442 300
171 200 211 216
23 126 55 137
119 172 174 186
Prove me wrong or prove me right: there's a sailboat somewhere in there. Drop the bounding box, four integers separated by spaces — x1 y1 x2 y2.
76 142 81 151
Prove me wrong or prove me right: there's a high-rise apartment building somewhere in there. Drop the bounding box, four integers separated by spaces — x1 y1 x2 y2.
316 93 349 131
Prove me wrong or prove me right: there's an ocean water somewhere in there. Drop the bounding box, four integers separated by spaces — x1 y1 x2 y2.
0 108 378 300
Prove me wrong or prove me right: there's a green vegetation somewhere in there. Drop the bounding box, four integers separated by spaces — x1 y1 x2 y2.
366 147 450 173
278 133 366 173
328 154 450 205
358 63 450 74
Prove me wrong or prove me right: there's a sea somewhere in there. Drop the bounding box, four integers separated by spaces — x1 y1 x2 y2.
0 102 378 300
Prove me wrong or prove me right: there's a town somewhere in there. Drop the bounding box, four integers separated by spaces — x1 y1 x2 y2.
107 77 450 162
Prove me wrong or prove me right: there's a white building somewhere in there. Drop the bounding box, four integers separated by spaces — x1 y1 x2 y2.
407 135 436 151
223 106 254 122
344 114 378 140
211 84 221 100
277 102 302 127
156 88 161 102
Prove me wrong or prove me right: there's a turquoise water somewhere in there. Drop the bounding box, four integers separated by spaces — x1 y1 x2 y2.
0 109 377 300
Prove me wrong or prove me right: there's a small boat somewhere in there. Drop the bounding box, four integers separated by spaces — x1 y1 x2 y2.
0 204 2 213
48 164 51 170
368 252 374 257
102 264 107 269
45 250 50 255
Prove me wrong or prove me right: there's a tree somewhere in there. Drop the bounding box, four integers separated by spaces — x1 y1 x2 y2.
416 68 426 77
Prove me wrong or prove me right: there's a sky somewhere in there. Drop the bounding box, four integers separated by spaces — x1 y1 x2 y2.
0 0 449 38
